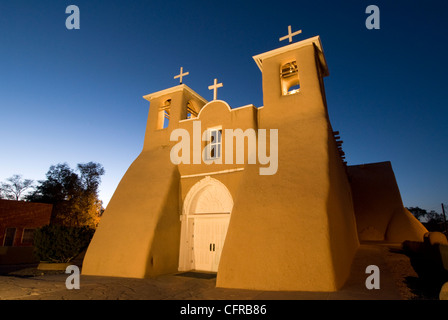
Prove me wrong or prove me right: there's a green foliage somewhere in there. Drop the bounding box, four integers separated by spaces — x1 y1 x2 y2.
33 225 95 263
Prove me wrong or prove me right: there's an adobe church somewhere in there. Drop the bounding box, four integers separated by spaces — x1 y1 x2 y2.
82 33 427 291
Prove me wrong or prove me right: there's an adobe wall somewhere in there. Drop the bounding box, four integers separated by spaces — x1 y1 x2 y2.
216 43 359 291
176 99 258 198
347 162 427 242
176 100 259 180
82 88 198 278
82 149 181 278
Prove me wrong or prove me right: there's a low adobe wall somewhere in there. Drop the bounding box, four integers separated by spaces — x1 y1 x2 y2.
347 162 427 242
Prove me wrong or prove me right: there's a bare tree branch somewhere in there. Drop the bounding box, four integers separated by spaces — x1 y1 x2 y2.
0 174 34 201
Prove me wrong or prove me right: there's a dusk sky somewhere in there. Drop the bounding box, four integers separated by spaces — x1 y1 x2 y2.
0 0 446 212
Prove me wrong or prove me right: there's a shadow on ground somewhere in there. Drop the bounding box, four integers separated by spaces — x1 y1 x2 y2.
404 276 445 300
401 239 448 300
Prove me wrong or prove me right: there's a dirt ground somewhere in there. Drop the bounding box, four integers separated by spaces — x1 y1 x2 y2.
0 242 446 300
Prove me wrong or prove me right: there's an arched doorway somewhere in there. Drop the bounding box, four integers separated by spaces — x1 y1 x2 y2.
178 176 233 272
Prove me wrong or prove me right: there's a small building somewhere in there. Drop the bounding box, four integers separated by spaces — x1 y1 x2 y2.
0 199 52 264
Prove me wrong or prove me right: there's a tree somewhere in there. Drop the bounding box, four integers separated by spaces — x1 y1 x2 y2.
0 174 34 200
424 210 446 232
27 162 105 228
407 206 446 232
407 207 428 221
77 162 105 194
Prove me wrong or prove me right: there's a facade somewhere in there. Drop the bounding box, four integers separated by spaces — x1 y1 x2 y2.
82 36 427 291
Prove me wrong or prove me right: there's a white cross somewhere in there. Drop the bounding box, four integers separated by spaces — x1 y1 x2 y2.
208 78 223 100
279 25 302 43
174 67 189 84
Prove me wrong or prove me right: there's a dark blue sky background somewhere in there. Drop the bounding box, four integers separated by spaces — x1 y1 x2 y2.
0 0 446 211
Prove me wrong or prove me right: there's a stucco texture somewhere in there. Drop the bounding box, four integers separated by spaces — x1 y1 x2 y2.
82 148 181 278
347 162 427 242
216 43 359 291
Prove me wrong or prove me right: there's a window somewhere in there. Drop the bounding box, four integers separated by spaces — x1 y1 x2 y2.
280 61 300 95
22 228 35 245
157 99 171 129
206 128 222 160
3 228 16 247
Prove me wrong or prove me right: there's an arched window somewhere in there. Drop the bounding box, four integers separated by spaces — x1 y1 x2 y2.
280 61 300 95
157 99 171 129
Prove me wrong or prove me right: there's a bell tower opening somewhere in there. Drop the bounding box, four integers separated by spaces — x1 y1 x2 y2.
280 61 300 95
157 99 171 129
186 100 199 119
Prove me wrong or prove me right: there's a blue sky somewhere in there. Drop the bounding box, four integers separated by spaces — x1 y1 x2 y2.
0 0 447 212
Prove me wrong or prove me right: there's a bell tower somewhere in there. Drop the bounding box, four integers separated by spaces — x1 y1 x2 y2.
217 36 359 292
142 84 207 151
253 36 329 126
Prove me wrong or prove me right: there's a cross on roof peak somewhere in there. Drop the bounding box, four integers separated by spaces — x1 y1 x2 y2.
174 67 189 84
208 78 223 101
279 25 302 44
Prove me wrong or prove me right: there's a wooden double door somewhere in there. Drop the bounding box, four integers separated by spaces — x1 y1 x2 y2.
191 214 230 272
